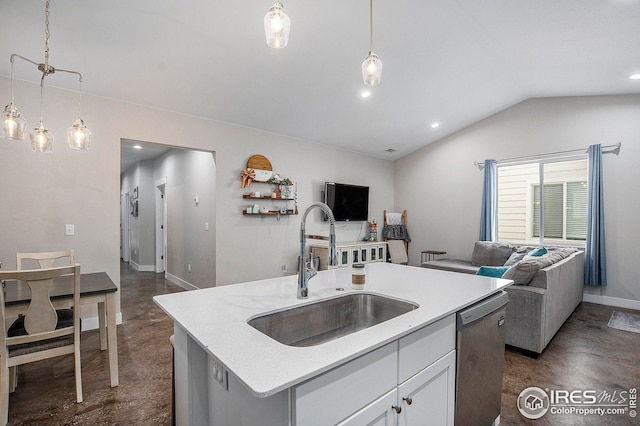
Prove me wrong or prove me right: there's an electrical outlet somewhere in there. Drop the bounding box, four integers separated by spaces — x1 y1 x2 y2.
281 264 288 273
187 264 191 272
209 357 228 390
65 224 75 236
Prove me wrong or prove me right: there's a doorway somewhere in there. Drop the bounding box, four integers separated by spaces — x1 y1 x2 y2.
120 139 216 287
155 179 167 273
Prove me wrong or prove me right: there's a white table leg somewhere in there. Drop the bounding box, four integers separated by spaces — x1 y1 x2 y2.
98 301 107 351
106 292 119 387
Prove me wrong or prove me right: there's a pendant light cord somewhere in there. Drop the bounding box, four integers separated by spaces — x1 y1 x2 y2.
39 0 51 124
44 0 50 70
9 56 15 105
369 0 373 53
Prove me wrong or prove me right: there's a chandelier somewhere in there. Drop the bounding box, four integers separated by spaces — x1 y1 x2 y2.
2 0 91 152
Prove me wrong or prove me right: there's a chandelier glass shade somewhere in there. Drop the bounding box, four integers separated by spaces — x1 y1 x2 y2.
1 104 27 140
264 1 290 48
362 51 383 87
30 121 53 153
67 118 91 150
2 0 91 151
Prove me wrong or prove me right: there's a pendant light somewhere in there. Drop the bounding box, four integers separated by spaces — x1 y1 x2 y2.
362 0 383 86
67 76 91 150
30 77 53 153
2 0 91 151
264 1 291 48
2 58 27 140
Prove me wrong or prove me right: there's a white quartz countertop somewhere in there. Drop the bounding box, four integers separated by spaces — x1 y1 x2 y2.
153 263 511 398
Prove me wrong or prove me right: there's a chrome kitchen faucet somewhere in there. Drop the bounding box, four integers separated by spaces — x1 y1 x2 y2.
297 202 338 299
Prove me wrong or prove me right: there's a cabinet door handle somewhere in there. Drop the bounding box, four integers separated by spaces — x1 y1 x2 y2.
403 396 413 405
392 405 402 414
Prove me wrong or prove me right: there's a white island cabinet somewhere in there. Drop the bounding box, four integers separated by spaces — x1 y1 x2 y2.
154 263 511 426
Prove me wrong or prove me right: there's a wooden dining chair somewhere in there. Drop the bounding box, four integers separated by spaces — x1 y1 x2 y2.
0 265 83 425
16 250 75 270
11 250 75 391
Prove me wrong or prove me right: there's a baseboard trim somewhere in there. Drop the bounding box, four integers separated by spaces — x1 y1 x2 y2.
583 294 640 311
166 272 199 291
81 312 123 332
130 261 156 272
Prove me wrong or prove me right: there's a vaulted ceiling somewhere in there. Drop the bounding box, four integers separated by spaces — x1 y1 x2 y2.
2 0 639 160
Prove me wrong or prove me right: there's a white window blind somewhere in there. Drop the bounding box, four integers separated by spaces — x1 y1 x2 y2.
532 182 586 241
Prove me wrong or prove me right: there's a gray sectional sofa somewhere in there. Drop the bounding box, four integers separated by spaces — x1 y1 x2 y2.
422 241 584 355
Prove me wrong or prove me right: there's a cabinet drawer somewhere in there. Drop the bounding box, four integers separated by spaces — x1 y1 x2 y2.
293 342 397 426
398 314 455 383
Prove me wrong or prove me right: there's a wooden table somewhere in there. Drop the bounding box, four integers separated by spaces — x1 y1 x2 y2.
4 272 119 387
421 250 447 263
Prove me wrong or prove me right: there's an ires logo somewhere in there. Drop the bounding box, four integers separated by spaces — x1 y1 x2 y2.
517 387 550 419
549 390 597 404
518 387 638 420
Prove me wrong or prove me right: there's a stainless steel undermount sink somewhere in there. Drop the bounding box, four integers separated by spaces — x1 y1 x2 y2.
248 293 418 347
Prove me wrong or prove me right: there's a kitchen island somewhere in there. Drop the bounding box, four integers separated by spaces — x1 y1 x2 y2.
154 262 511 426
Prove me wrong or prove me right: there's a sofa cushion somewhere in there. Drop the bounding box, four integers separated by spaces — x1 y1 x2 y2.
503 247 580 285
527 247 548 257
504 251 526 267
471 241 516 266
476 266 509 278
502 260 540 285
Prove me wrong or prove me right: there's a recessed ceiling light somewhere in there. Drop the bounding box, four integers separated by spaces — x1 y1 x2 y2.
630 73 640 80
360 90 371 98
431 122 440 129
133 145 142 149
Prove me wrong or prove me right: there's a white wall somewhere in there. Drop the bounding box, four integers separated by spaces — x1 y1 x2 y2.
395 95 640 305
153 148 217 288
0 77 395 320
121 160 156 269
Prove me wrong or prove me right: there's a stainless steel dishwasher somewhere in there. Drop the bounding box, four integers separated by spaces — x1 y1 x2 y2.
455 290 509 426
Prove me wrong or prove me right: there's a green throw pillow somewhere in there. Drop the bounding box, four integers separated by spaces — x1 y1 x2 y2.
528 247 548 257
476 266 509 278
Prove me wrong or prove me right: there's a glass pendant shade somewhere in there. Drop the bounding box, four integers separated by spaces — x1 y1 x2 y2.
2 104 27 140
362 51 383 86
264 2 290 48
30 121 53 152
67 118 91 149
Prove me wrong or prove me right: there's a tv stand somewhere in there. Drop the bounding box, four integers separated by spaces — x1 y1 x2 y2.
309 240 387 270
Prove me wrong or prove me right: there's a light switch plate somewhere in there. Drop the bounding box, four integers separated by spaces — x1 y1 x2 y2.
65 224 75 236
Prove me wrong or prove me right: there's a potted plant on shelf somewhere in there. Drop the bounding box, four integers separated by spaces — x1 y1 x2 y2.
268 175 294 199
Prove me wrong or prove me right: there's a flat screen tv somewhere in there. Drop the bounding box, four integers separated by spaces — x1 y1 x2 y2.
324 182 369 221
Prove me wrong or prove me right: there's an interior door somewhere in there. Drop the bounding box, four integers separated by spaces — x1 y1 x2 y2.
121 192 131 262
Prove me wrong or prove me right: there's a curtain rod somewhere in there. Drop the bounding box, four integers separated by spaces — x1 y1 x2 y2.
474 142 621 167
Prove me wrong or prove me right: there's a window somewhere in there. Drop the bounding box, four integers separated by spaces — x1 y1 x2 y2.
496 158 588 244
532 181 587 240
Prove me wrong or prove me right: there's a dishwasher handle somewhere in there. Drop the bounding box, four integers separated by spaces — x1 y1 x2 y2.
457 291 509 328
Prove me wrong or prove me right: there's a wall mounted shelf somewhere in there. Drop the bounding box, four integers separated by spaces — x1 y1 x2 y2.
243 195 294 201
242 211 297 216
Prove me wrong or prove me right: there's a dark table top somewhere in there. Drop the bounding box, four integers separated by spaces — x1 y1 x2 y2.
3 272 117 306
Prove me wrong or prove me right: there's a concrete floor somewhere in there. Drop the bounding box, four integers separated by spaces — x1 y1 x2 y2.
5 263 640 425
